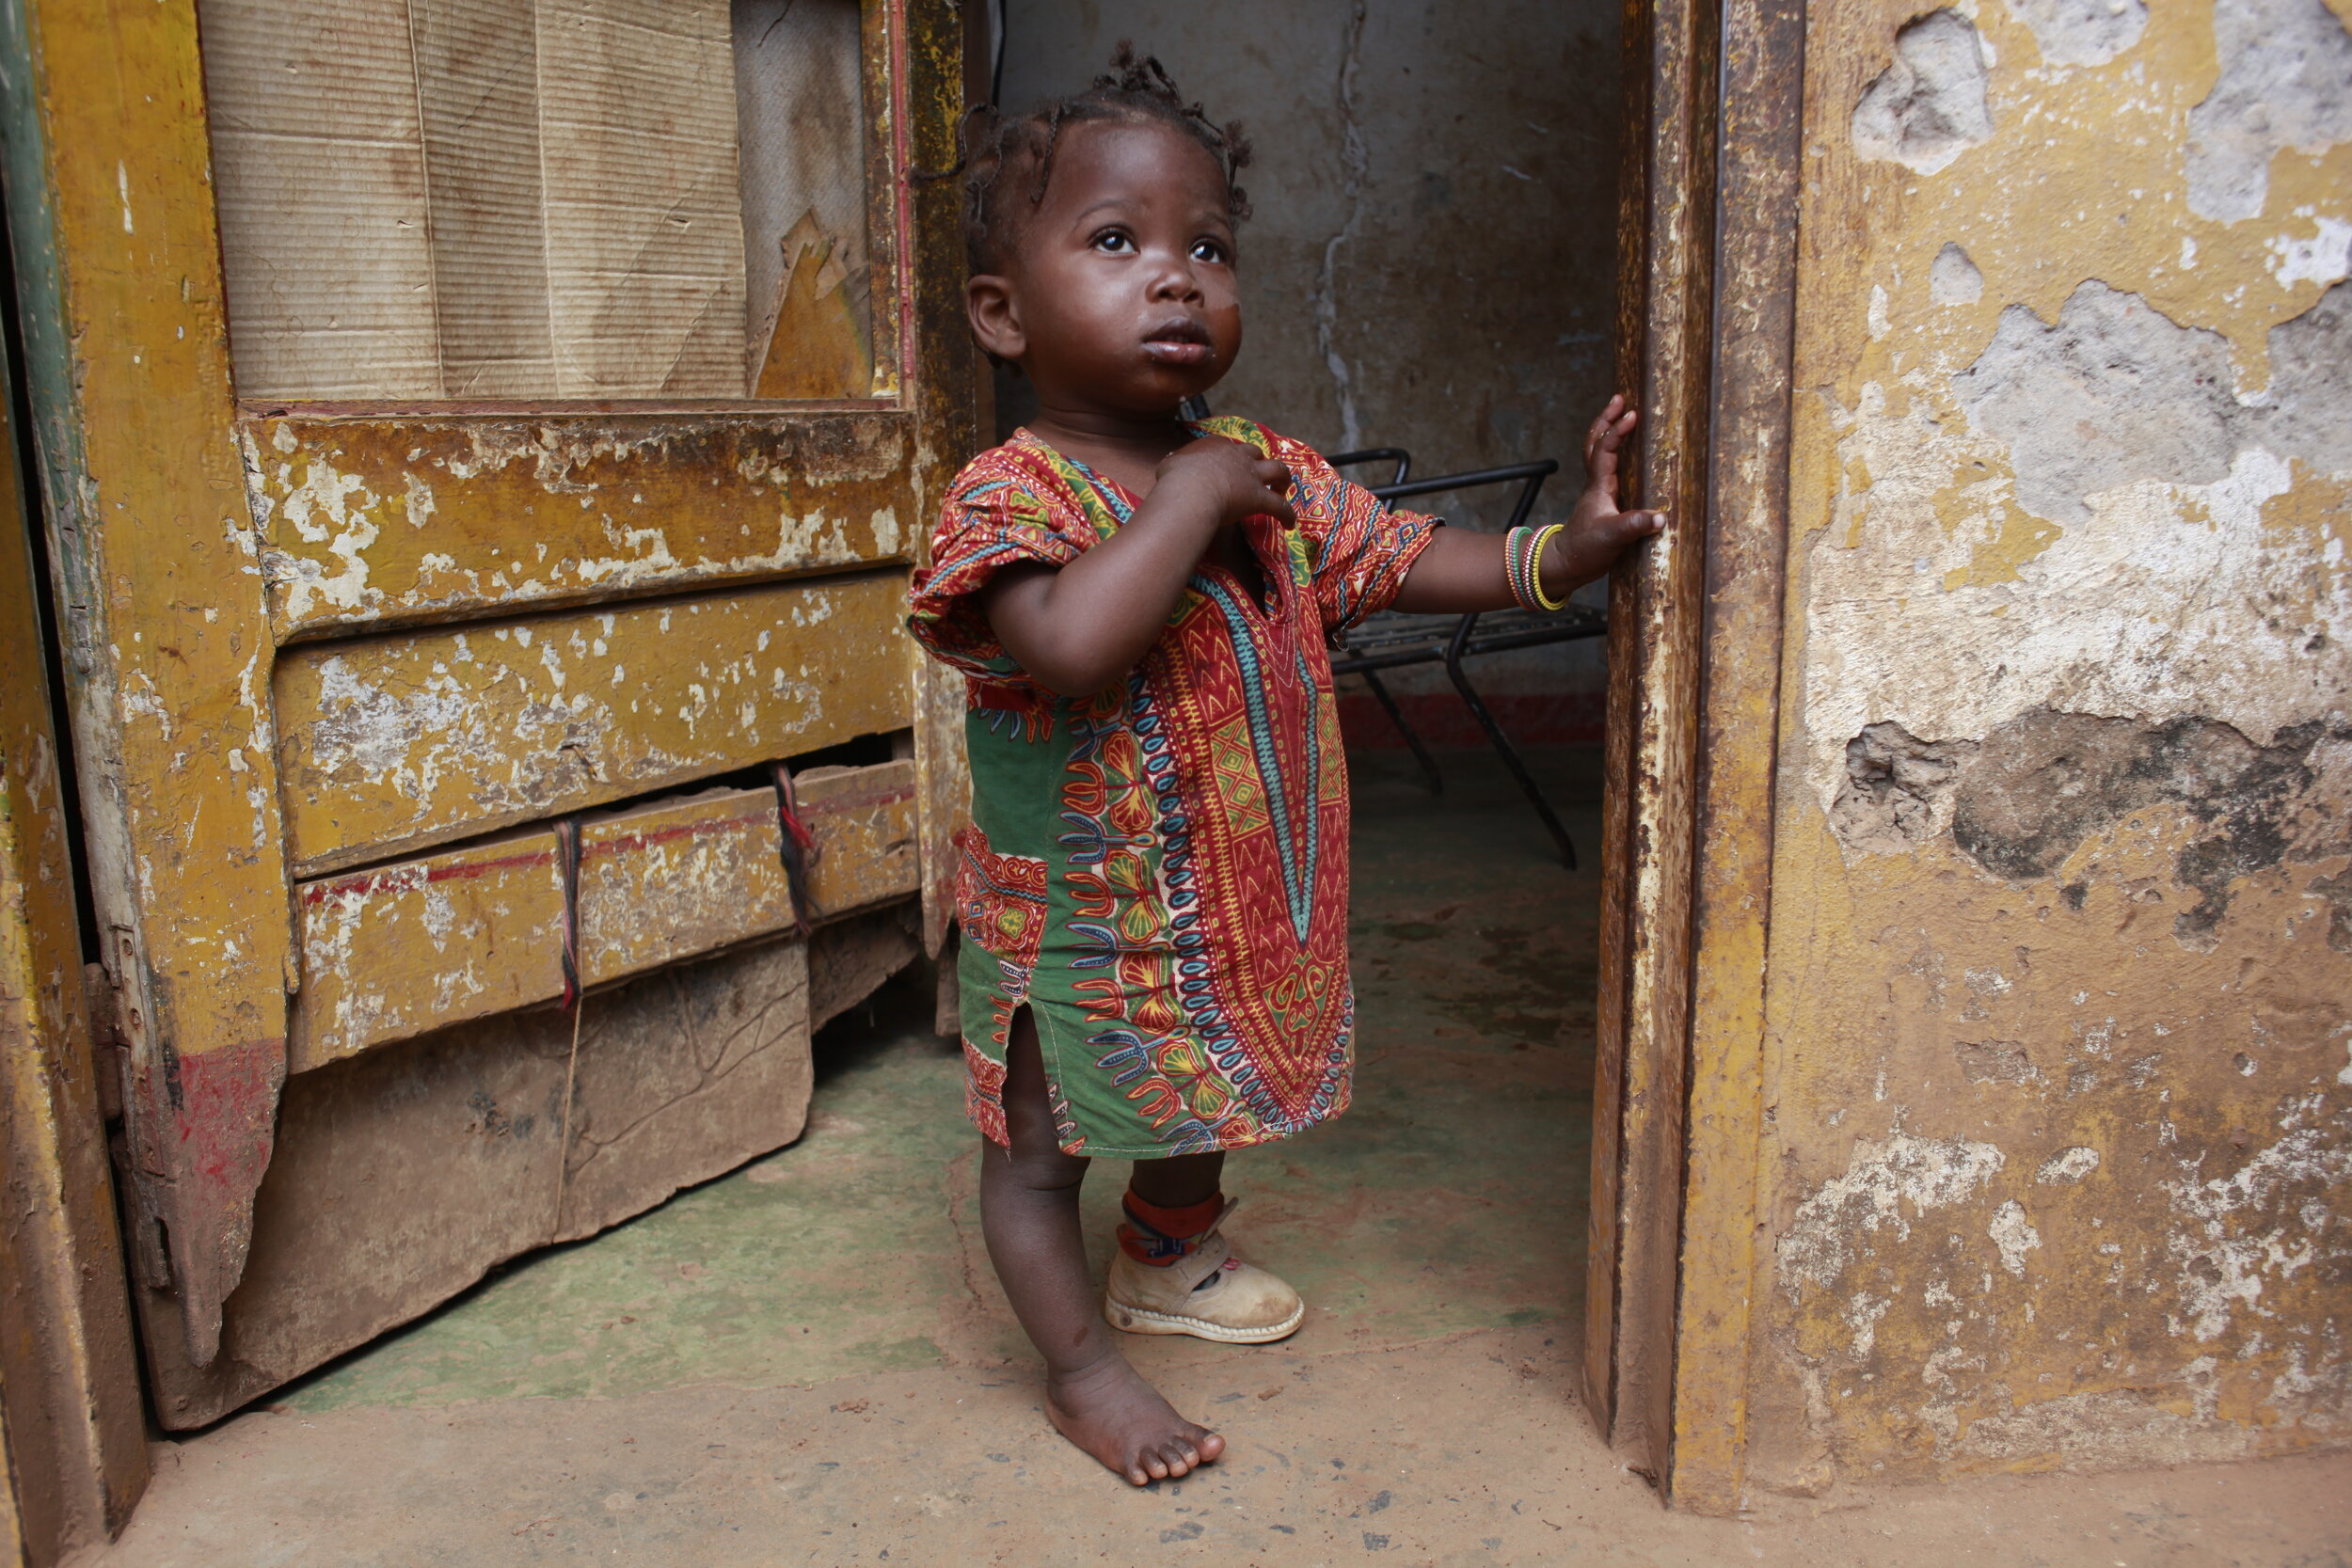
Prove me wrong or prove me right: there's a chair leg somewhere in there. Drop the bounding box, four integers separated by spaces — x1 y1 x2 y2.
1440 652 1577 870
1359 670 1444 794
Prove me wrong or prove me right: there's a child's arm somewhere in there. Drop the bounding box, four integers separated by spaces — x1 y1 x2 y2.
979 437 1295 697
1388 396 1665 613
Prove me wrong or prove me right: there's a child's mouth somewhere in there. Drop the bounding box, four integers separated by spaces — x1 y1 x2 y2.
1142 319 1214 366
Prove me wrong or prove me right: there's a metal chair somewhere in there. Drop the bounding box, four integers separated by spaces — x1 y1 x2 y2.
1325 448 1608 869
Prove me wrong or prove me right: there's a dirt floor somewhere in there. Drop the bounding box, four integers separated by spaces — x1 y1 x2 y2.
82 748 2352 1566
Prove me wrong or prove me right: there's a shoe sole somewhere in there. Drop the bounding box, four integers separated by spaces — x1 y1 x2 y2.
1103 1297 1307 1344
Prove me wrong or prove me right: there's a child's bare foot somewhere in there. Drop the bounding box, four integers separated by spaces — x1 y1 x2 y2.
1044 1354 1226 1485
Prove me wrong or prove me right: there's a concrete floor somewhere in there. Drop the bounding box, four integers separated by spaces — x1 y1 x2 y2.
87 747 2352 1566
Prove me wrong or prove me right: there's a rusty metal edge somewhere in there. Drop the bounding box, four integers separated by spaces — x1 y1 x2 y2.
1581 0 1658 1440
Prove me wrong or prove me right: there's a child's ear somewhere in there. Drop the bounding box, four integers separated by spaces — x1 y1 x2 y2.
966 275 1026 364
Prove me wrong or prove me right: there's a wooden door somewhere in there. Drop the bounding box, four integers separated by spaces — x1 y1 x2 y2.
1578 0 1803 1512
1 0 973 1428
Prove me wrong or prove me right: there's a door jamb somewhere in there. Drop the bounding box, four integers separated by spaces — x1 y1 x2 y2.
1581 0 1804 1515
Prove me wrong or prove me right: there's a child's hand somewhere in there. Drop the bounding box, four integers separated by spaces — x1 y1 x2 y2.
1154 436 1297 530
1553 395 1667 582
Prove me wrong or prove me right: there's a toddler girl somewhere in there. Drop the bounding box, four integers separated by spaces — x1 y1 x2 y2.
907 49 1663 1486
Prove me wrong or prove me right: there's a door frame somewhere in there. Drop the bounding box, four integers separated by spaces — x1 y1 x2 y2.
1580 0 1805 1514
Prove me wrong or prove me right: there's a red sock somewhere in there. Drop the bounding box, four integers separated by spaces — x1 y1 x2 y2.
1118 1190 1224 1265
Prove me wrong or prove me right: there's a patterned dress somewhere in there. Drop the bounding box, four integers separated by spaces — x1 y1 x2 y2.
907 419 1438 1158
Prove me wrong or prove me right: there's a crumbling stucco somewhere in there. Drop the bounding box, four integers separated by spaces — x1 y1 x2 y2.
2185 0 2352 222
1929 243 1983 305
1756 0 2352 1498
1852 10 1994 175
1776 1132 2007 1297
2006 0 2149 66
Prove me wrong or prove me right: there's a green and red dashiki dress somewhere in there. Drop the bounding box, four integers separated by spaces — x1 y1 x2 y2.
906 418 1438 1159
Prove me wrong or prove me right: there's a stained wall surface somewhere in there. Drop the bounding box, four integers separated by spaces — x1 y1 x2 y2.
995 0 1623 742
1750 0 2352 1494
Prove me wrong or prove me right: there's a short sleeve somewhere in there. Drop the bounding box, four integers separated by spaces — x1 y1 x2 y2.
1209 421 1438 632
906 466 1088 683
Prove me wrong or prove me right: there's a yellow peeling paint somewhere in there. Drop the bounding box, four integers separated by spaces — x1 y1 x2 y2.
243 417 920 640
1745 0 2352 1501
287 762 919 1071
273 573 913 876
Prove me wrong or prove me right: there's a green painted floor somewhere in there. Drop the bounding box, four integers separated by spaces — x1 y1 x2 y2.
279 744 1603 1413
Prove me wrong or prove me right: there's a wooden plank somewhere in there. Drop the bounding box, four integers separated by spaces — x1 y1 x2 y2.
2 0 297 1370
0 334 147 1558
809 902 919 1029
289 831 564 1073
274 571 913 875
1585 0 1719 1486
1581 0 1662 1438
240 411 917 641
793 758 921 915
289 760 918 1069
909 626 970 958
1665 0 1804 1516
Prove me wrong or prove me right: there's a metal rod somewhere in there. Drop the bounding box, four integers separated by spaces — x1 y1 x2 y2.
1326 447 1413 486
1356 669 1444 794
1369 458 1558 504
1444 612 1579 870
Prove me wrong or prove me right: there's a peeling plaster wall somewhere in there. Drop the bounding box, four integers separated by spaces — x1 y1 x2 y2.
1754 0 2352 1495
997 0 1622 739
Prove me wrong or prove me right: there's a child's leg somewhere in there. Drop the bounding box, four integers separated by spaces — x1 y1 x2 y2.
1128 1149 1223 1211
977 1010 1225 1484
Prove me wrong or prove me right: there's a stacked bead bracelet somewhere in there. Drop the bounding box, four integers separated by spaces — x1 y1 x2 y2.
1505 523 1569 612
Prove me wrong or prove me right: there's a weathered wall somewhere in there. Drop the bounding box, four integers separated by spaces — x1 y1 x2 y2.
997 0 1622 742
1751 0 2352 1493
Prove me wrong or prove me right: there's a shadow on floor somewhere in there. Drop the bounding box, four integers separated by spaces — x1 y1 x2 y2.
270 745 1603 1413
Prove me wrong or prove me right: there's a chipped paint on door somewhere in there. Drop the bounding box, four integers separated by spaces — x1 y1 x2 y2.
242 415 914 639
274 573 913 874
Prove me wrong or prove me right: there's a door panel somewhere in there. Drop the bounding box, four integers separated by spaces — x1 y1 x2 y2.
243 413 917 641
273 572 913 875
289 758 918 1069
5 0 975 1418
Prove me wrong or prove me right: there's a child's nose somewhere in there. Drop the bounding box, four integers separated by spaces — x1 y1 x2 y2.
1147 258 1204 302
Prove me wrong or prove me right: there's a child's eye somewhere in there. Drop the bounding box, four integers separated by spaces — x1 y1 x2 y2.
1090 230 1136 255
1190 238 1230 264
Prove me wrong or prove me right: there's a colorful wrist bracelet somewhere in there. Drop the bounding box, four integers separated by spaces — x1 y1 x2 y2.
1504 525 1541 611
1526 523 1568 611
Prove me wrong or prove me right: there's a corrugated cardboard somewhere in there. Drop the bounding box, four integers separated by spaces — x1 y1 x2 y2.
203 0 771 401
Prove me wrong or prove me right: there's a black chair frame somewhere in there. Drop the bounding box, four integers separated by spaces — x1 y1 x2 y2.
1325 449 1608 869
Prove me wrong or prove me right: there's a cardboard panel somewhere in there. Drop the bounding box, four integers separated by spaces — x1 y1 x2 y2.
412 0 558 397
537 0 747 397
141 937 817 1429
274 572 912 875
736 0 873 397
201 0 750 401
199 0 443 398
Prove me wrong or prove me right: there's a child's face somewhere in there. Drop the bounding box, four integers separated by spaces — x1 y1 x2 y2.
968 119 1242 421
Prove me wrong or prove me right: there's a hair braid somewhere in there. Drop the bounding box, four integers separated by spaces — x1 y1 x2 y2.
961 42 1250 276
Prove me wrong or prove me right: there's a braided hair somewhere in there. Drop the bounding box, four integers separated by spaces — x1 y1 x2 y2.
961 43 1251 276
